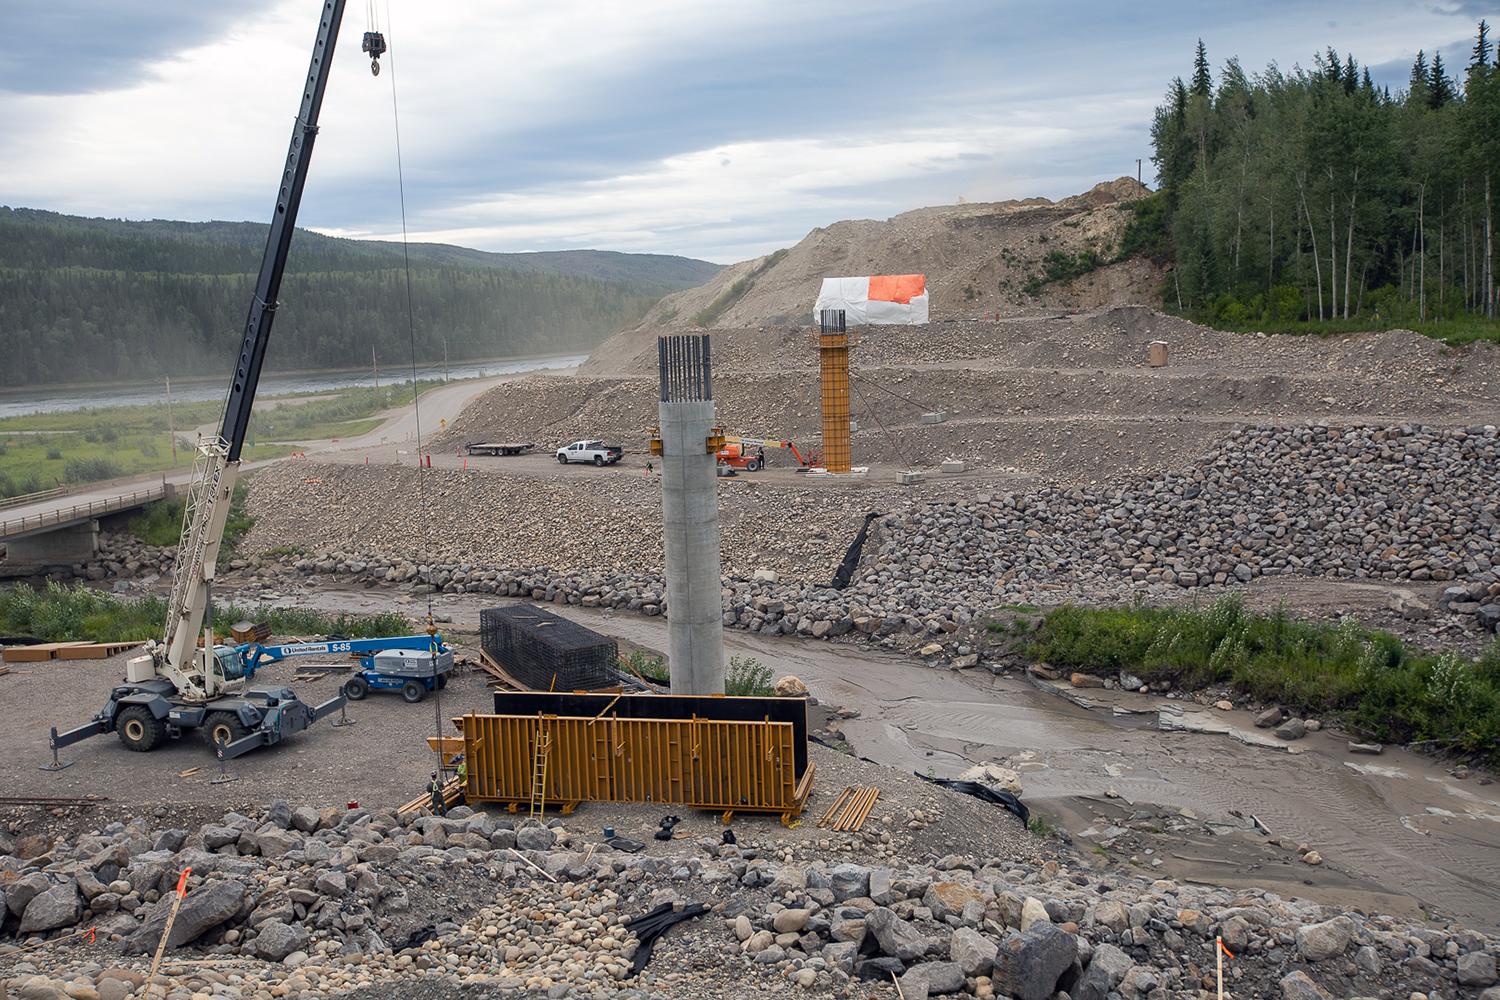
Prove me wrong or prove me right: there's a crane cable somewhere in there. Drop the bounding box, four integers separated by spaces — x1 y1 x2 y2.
377 2 446 780
849 376 917 470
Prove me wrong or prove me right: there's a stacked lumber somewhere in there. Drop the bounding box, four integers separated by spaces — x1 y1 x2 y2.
397 777 463 818
817 785 880 832
2 640 142 663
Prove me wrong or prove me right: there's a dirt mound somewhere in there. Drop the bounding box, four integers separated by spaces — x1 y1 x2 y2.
582 177 1159 377
442 310 1500 485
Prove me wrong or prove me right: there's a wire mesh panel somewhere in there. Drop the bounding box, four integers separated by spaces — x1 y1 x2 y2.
480 604 618 690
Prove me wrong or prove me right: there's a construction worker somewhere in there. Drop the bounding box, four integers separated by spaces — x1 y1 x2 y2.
427 771 445 816
455 756 468 787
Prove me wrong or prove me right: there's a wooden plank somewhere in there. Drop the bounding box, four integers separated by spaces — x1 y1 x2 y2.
3 643 66 662
57 641 143 661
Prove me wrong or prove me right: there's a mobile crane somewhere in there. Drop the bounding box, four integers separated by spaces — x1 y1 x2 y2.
48 0 367 762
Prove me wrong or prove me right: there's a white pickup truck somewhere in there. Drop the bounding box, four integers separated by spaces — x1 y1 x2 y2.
556 440 624 466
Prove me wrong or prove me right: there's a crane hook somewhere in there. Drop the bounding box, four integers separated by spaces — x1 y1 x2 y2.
361 31 386 77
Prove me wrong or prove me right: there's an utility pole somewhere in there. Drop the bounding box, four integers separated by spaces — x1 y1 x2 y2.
372 346 380 392
1136 159 1142 185
443 336 449 383
165 375 178 466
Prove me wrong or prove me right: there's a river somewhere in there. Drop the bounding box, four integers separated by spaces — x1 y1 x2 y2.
0 353 589 419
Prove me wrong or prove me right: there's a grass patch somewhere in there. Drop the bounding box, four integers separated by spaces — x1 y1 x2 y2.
1023 595 1500 765
726 654 774 697
1027 813 1058 838
0 580 410 644
1194 313 1500 347
127 482 255 558
693 249 788 328
619 648 669 685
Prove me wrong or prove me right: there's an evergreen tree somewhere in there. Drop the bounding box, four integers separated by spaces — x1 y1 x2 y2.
1410 49 1430 99
1473 19 1492 70
1430 51 1454 107
1343 54 1359 95
1191 39 1213 98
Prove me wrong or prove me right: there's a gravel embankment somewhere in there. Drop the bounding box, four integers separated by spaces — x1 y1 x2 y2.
218 423 1500 646
2 769 1495 1000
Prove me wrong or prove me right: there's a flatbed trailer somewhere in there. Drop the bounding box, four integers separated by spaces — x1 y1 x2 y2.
465 441 536 456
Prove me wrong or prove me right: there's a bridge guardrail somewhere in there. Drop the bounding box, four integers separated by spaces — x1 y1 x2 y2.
0 488 165 539
0 487 68 512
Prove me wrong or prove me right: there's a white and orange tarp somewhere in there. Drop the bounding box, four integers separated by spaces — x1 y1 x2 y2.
814 274 929 325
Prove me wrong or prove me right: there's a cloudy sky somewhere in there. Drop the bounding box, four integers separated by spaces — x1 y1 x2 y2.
1 1 1494 263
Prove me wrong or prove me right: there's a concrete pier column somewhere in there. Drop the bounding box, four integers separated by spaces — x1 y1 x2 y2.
657 334 725 695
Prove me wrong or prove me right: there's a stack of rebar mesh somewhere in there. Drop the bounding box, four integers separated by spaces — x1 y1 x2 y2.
479 604 618 691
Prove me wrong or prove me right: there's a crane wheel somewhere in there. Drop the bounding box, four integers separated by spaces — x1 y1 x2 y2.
203 711 250 749
343 676 370 701
116 706 167 753
402 680 426 703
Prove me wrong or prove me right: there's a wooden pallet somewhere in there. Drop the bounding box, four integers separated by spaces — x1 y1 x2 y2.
3 640 142 663
817 784 879 832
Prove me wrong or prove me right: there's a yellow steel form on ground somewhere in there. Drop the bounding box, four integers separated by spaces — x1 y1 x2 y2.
450 710 814 824
819 328 852 473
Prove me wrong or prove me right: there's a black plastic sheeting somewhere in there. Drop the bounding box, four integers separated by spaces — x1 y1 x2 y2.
829 511 883 590
625 902 710 976
915 772 1030 827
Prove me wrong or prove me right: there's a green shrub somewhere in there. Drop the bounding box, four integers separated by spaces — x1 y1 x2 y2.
726 655 774 697
63 457 123 484
127 482 254 556
46 448 63 460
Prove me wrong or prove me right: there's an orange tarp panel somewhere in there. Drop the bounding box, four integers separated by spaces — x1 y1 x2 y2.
867 274 926 303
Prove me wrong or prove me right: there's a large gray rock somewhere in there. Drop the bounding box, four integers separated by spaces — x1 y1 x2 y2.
515 825 555 852
121 879 246 954
949 926 997 977
1279 970 1334 999
1295 916 1354 962
899 960 964 998
822 940 858 974
265 800 294 829
289 806 321 833
200 825 241 849
18 881 81 934
828 863 872 901
253 920 310 962
1073 942 1132 1000
1275 717 1308 740
5 872 51 918
990 921 1077 1000
1458 951 1498 987
865 906 929 961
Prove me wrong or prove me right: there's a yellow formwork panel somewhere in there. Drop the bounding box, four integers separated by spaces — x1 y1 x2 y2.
457 712 810 817
819 333 852 473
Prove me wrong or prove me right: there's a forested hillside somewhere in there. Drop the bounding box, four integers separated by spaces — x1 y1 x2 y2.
0 209 720 384
1148 21 1499 329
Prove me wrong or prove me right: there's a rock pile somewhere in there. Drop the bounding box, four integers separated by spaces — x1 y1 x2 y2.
3 796 1496 1000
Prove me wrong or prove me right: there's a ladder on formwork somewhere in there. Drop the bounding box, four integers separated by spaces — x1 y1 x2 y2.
529 717 553 819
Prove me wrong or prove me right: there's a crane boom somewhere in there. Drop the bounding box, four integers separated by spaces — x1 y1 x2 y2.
160 0 347 698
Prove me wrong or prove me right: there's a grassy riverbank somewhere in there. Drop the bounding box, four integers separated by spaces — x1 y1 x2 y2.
1017 596 1500 763
0 581 410 643
0 381 443 499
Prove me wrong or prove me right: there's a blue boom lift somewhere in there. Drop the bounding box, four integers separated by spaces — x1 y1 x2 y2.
238 633 453 704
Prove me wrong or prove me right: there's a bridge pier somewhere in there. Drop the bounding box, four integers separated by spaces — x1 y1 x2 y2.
1 519 99 572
